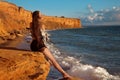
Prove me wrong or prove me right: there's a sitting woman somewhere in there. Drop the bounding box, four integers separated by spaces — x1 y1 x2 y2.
30 10 72 79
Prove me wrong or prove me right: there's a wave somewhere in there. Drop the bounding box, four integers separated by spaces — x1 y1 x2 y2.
46 39 120 80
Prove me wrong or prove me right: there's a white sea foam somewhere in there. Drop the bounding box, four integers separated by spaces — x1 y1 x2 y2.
46 40 120 80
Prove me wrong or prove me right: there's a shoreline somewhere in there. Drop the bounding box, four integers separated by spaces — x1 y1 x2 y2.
0 35 24 47
0 29 30 49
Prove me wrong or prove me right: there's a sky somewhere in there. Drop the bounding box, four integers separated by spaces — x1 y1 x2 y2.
5 0 120 26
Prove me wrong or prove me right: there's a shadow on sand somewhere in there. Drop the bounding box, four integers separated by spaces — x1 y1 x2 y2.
0 46 30 52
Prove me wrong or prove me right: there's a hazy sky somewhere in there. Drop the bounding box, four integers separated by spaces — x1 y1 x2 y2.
6 0 120 25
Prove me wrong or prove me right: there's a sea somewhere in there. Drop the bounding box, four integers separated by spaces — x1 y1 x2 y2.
18 25 120 80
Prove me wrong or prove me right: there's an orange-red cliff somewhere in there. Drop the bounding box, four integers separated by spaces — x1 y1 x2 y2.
0 1 32 41
0 1 82 43
43 16 81 30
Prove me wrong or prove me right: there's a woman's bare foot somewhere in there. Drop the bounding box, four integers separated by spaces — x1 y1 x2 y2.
62 73 72 80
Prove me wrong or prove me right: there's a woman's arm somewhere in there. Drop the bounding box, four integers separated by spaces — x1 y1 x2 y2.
41 24 50 42
41 24 45 31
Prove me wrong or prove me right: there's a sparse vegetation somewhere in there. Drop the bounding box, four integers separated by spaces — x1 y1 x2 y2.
61 16 65 18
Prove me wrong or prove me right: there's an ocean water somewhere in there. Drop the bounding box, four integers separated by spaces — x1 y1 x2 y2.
46 26 120 80
18 25 120 80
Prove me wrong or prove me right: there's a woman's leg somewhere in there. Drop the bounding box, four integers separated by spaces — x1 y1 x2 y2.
41 48 71 78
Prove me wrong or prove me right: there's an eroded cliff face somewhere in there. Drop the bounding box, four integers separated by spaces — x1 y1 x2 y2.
0 1 31 44
0 1 81 43
0 1 32 36
43 16 81 30
0 1 32 27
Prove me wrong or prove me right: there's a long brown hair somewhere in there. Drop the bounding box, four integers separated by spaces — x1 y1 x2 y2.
30 11 46 51
31 11 42 40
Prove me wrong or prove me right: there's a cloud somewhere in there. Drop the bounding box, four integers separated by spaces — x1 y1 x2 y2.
80 5 120 26
88 4 94 13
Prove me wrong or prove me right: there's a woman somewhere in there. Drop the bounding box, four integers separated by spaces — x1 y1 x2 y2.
30 11 72 79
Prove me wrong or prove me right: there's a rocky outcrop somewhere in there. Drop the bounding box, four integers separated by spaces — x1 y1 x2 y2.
0 49 82 80
0 49 50 80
